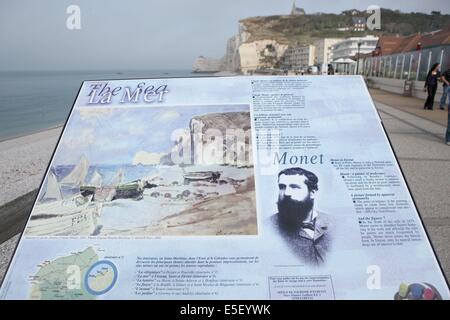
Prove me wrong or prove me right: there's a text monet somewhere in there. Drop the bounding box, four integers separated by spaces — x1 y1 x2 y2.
274 151 324 165
87 82 169 104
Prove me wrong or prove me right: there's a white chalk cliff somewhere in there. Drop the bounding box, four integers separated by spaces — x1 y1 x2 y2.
192 22 288 74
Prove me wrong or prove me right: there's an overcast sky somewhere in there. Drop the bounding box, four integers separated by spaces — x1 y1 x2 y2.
1 0 449 71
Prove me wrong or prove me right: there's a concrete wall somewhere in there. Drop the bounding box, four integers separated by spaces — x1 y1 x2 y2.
367 76 445 103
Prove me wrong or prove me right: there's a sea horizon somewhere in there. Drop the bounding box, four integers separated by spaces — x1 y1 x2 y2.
0 69 199 141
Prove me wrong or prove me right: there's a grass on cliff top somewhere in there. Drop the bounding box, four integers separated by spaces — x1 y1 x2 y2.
238 9 450 45
239 14 373 44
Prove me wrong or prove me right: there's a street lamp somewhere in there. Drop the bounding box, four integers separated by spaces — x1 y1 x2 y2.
356 41 362 75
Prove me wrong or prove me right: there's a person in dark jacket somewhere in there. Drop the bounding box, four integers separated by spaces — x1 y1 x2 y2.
446 108 450 145
439 68 450 110
327 64 335 75
424 63 441 110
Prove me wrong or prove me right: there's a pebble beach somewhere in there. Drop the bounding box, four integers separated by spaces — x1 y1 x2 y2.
0 127 62 282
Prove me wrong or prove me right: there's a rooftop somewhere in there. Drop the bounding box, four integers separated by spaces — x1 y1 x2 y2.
375 27 450 55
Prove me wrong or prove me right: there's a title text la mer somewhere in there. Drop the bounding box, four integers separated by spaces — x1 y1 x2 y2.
87 81 169 105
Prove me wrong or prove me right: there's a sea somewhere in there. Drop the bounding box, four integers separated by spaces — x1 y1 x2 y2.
0 70 201 141
54 163 158 187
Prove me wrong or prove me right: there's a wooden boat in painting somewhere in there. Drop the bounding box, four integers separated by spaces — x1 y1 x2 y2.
183 171 221 184
26 170 100 236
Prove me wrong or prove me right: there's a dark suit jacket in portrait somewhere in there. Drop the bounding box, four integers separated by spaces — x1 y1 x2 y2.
269 210 333 266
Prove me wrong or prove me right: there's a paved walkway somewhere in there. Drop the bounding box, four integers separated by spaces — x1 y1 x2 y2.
370 89 449 282
370 88 449 126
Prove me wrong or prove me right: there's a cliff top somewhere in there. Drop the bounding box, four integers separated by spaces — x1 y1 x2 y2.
238 9 450 45
191 112 251 133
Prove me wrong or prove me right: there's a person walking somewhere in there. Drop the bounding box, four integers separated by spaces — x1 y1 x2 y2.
439 67 450 110
424 63 441 110
446 108 450 145
327 64 335 75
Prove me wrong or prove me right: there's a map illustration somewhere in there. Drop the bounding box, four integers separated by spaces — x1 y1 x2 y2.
29 247 118 300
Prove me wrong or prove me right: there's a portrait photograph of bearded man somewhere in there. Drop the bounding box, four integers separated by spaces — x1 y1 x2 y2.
270 167 334 266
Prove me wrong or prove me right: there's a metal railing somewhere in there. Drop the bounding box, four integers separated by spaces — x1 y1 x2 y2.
355 45 450 81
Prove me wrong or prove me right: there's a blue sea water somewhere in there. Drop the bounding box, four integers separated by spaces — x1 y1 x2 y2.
54 164 158 186
0 70 197 141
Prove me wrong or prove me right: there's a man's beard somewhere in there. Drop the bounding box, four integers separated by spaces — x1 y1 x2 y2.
277 196 314 230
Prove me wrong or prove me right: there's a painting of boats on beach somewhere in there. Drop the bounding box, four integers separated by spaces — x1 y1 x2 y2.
25 104 257 237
